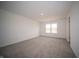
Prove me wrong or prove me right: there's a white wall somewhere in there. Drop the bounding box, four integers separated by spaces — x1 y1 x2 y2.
40 19 66 39
68 2 79 57
0 9 39 47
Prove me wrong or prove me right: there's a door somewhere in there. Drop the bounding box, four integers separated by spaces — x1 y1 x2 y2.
69 16 71 44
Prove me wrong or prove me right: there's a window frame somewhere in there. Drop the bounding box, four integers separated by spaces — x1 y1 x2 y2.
45 23 57 34
45 24 51 33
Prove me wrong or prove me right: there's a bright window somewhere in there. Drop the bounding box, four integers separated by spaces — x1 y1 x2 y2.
46 23 57 33
46 24 51 33
52 24 57 33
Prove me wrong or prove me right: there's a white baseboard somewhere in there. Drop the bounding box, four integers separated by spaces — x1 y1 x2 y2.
40 35 66 39
0 35 39 48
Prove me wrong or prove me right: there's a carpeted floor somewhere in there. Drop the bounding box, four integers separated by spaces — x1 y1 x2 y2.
0 36 76 58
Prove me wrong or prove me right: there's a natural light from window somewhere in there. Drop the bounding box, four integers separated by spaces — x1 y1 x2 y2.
46 24 51 33
46 23 57 33
52 24 57 33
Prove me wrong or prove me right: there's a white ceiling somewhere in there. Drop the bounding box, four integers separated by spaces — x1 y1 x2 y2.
0 1 72 21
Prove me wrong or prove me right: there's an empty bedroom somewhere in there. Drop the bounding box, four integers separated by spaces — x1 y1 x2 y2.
0 1 79 58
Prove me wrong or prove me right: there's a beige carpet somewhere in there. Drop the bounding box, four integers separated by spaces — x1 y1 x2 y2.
0 36 76 58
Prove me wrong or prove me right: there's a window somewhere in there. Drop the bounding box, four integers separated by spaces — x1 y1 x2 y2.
46 24 51 33
52 24 57 33
46 23 57 33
